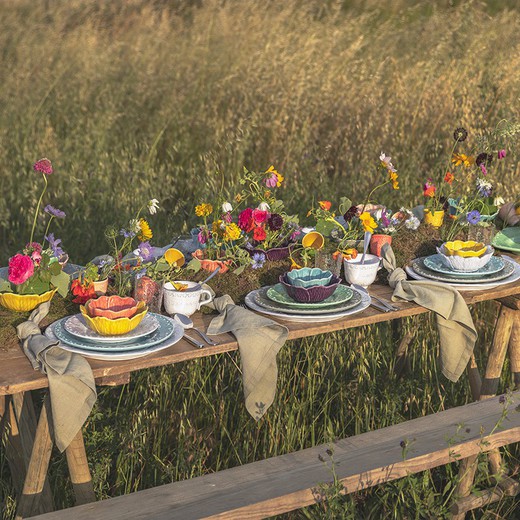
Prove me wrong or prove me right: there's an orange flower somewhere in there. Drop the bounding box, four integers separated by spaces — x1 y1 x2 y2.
451 153 474 168
318 200 332 211
444 172 455 185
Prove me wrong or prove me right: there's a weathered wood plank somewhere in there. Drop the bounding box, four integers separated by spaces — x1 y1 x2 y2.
65 430 95 505
27 392 520 520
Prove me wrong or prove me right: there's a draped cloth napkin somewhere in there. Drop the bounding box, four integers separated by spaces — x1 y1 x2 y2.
382 244 477 381
206 295 288 420
16 302 97 452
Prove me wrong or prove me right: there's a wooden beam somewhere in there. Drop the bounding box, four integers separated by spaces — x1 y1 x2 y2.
26 392 520 520
65 430 95 505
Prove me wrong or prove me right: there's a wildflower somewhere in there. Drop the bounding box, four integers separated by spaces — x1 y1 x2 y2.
137 241 154 262
388 171 399 190
129 219 141 234
452 153 474 167
24 242 42 255
268 213 284 231
45 233 65 258
453 127 468 142
265 165 284 187
253 226 267 241
212 219 224 236
147 199 159 215
476 152 493 167
466 210 481 225
498 149 506 160
222 202 233 213
379 152 397 173
381 209 391 228
423 181 436 198
195 203 213 217
405 215 420 230
222 212 232 223
258 202 270 212
44 205 66 218
494 196 505 207
31 250 42 266
265 173 278 188
343 206 358 222
476 178 493 198
224 223 241 242
8 254 35 285
33 158 53 175
480 164 487 175
120 229 136 239
264 190 272 198
197 229 208 245
444 172 455 185
234 193 243 203
252 209 269 224
359 212 377 233
137 219 153 241
251 252 266 269
238 208 254 231
318 201 332 211
71 279 96 305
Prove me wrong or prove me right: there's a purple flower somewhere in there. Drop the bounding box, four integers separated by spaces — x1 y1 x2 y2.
251 252 266 269
44 205 66 219
268 213 284 231
476 178 493 198
480 164 487 175
197 230 208 245
120 229 136 239
381 209 391 228
45 233 65 258
137 241 154 262
466 210 481 225
498 149 506 160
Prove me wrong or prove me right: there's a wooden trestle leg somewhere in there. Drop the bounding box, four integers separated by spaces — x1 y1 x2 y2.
451 305 520 518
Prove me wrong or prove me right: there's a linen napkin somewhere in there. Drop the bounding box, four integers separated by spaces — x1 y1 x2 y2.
206 295 289 420
381 244 477 381
16 302 97 452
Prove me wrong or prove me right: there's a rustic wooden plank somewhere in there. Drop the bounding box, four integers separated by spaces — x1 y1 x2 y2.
2 282 520 396
5 398 27 496
26 392 520 520
65 430 95 505
508 317 520 388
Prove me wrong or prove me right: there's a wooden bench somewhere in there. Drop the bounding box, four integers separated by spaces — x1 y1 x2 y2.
28 392 520 520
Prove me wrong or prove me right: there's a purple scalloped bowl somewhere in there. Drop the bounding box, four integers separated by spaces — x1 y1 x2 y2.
279 273 341 303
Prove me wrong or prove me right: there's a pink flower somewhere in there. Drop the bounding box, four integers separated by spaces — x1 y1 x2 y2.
265 173 278 188
31 250 42 266
197 230 207 245
238 208 253 231
8 254 35 285
498 149 506 160
480 164 488 175
252 209 268 225
33 158 53 175
222 212 232 223
24 242 42 255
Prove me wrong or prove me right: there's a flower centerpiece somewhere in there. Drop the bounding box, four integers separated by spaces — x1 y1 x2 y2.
0 159 70 312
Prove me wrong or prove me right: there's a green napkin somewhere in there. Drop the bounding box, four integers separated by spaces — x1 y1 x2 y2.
16 302 97 452
382 244 477 381
207 295 288 420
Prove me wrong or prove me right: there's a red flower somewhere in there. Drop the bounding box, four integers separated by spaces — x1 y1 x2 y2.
8 254 35 285
238 208 254 231
33 158 53 175
253 226 267 241
423 181 436 198
318 200 332 211
444 172 454 185
252 209 268 225
71 279 96 305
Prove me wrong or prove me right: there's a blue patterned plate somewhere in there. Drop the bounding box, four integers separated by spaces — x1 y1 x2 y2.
53 313 175 351
423 254 505 277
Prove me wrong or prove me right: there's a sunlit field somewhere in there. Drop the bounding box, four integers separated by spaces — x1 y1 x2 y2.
1 1 520 518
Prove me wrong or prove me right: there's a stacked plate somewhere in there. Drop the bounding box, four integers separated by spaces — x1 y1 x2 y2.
406 254 520 291
492 228 520 254
45 313 183 361
245 283 371 323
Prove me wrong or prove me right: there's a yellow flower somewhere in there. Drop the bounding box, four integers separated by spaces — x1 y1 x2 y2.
234 194 243 203
223 223 241 242
359 212 377 233
388 171 399 190
275 171 284 187
451 153 475 168
138 219 153 241
195 203 213 217
212 219 224 236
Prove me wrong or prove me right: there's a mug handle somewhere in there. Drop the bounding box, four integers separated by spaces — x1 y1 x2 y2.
197 289 214 309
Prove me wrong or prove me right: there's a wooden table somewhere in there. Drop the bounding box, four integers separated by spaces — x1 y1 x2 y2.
2 280 520 519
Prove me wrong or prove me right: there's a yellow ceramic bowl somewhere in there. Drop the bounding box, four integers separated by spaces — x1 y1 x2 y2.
443 240 487 258
80 302 148 336
0 288 58 312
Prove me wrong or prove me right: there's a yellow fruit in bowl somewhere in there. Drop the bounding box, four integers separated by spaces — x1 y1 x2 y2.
79 302 148 335
443 240 487 258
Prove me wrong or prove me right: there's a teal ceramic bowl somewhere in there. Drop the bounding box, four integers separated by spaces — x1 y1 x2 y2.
285 267 333 288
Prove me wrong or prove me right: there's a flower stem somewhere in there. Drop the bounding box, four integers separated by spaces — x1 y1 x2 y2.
29 173 48 244
43 216 54 245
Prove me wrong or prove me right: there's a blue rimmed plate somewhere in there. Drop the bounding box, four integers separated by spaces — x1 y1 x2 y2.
423 254 505 277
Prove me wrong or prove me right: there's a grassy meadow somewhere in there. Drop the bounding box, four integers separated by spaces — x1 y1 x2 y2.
1 0 520 518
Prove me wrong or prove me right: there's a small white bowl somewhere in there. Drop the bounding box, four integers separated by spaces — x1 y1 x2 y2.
343 254 381 288
436 245 494 273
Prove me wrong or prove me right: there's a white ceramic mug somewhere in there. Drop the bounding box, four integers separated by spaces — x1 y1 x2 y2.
343 254 381 288
163 281 213 317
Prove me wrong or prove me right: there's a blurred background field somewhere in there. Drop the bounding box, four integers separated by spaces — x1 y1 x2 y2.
1 0 520 518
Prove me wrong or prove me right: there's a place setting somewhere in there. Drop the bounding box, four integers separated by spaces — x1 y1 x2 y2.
406 240 520 291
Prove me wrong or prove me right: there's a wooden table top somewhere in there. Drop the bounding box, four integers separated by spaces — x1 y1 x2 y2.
1 279 520 396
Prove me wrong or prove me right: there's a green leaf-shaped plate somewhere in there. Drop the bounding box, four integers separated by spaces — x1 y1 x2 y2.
266 283 353 309
492 227 520 253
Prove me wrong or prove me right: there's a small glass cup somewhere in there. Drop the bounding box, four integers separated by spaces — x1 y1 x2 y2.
314 249 343 277
467 223 497 245
134 276 164 313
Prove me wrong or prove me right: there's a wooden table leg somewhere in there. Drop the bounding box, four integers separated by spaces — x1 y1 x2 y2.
15 394 53 520
508 316 520 389
65 429 95 505
451 305 517 519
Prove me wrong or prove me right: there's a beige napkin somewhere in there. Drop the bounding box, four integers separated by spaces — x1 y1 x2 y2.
16 302 97 452
207 295 288 420
382 244 477 381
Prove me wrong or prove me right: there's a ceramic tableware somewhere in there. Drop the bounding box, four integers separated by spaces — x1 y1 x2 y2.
279 274 340 303
163 281 214 316
343 254 380 288
424 254 504 277
266 283 353 308
285 267 333 288
436 244 494 272
492 227 520 254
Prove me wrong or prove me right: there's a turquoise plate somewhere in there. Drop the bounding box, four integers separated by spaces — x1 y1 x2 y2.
266 283 353 309
53 313 175 352
256 286 362 315
423 254 505 277
492 227 520 253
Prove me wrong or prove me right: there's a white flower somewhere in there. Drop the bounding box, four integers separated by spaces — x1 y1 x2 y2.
258 202 270 211
222 202 233 213
129 219 140 233
405 216 420 231
380 152 397 172
493 196 505 207
147 199 160 215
